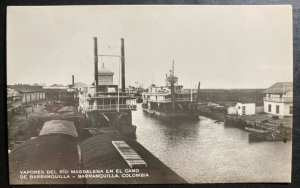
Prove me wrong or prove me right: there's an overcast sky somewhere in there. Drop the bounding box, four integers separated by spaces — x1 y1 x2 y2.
7 5 292 89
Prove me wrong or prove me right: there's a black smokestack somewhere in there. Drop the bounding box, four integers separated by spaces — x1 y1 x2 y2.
94 37 99 92
121 38 125 92
72 75 74 86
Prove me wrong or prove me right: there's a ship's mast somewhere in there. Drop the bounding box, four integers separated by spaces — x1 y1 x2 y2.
196 82 201 104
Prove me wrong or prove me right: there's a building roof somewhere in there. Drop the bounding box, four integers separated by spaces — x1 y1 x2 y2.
43 84 68 90
263 82 293 94
98 63 114 75
7 85 45 93
72 82 87 88
7 87 22 97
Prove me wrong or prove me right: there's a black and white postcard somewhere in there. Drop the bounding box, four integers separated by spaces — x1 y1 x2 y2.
7 5 293 184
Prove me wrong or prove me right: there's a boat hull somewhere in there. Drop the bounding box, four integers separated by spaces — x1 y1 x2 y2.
248 133 290 143
84 110 136 138
142 108 199 120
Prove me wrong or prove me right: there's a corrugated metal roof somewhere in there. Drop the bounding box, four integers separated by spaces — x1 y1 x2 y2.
72 82 87 88
7 85 45 93
43 84 68 90
39 120 78 137
263 82 293 94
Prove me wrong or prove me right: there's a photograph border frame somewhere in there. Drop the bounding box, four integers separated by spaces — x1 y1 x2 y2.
1 0 299 187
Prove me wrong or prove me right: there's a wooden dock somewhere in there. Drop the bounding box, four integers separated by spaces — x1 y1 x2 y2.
225 114 292 142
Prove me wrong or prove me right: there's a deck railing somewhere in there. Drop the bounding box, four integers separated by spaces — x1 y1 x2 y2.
84 104 136 111
143 98 196 103
264 97 293 103
80 92 134 99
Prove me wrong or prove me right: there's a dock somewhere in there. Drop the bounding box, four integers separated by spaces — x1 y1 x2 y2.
225 114 292 142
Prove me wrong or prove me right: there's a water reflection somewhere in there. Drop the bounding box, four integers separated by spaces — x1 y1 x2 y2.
132 104 292 183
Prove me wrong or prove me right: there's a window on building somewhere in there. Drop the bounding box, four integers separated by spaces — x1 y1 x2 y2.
242 106 246 115
268 104 271 112
276 105 280 114
289 106 293 114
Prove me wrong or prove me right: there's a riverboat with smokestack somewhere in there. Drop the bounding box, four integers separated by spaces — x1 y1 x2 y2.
78 37 137 137
142 61 200 120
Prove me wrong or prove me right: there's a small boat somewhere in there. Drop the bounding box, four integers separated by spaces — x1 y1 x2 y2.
248 132 289 142
244 127 270 134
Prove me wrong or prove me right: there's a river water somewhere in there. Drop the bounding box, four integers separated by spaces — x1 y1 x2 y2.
132 104 292 183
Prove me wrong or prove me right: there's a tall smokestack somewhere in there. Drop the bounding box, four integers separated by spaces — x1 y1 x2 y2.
121 38 125 92
172 59 175 76
196 82 201 104
72 75 74 86
94 37 99 92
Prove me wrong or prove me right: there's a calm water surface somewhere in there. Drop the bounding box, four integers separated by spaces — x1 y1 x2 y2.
132 104 292 183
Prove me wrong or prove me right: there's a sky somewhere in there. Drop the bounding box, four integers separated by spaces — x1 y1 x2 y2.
7 5 293 89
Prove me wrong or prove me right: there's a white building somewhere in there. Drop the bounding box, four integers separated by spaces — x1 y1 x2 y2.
7 88 22 111
227 103 256 116
7 85 46 105
236 103 256 115
263 82 293 117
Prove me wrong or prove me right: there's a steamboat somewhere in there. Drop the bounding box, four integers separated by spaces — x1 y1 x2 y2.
142 62 200 120
78 37 137 137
